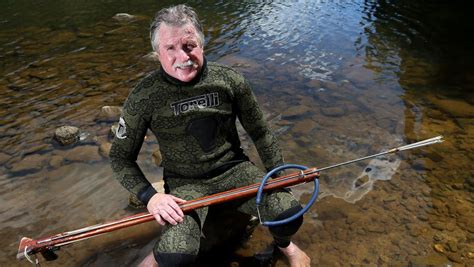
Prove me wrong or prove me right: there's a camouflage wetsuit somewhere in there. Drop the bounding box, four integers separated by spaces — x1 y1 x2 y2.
110 60 303 266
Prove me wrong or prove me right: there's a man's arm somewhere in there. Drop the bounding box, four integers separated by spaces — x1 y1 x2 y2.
234 78 284 172
109 96 154 203
109 84 185 225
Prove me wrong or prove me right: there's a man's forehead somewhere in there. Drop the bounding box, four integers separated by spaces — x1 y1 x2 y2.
158 23 198 42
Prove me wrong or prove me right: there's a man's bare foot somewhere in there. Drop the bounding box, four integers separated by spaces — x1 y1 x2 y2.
278 242 310 267
137 251 158 267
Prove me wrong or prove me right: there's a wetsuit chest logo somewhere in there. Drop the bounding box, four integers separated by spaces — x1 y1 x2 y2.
170 92 220 116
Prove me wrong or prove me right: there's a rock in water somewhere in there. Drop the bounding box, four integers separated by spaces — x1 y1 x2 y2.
152 149 162 166
99 142 112 158
433 244 445 253
112 13 135 21
110 123 119 138
54 126 79 146
96 106 122 122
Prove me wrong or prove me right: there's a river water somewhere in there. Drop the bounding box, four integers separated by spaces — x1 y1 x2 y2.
1 0 473 266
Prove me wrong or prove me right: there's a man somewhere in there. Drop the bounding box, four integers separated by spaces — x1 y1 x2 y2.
110 4 310 267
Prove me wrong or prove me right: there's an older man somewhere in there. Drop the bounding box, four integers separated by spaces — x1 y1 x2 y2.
110 4 310 267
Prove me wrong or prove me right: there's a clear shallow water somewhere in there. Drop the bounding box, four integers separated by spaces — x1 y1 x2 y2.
1 0 473 266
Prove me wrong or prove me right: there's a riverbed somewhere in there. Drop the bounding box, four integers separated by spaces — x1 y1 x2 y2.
1 0 473 266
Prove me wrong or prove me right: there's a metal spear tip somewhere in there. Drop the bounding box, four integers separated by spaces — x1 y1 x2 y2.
397 135 445 151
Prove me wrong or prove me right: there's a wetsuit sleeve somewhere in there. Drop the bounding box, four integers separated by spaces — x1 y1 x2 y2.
234 78 284 172
109 91 155 203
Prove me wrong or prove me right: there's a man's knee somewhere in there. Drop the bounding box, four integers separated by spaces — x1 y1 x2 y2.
153 211 201 266
269 205 304 247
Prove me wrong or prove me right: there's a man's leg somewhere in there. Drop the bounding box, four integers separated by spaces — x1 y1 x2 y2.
225 162 310 266
140 182 209 267
241 189 311 267
137 212 201 267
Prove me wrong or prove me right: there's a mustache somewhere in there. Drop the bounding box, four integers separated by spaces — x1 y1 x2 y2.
173 60 197 69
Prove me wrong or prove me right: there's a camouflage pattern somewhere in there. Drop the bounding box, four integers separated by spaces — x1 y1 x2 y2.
155 161 300 257
110 62 283 196
109 62 296 260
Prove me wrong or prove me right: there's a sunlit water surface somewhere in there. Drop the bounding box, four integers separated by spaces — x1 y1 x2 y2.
1 0 473 266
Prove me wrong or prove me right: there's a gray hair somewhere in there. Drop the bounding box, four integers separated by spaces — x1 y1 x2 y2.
150 4 205 51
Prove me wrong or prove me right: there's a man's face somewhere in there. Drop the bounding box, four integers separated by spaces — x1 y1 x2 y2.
155 23 204 82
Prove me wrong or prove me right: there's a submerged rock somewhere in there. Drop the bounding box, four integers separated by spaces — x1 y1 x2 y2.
143 52 158 62
99 142 112 158
113 13 136 21
49 155 63 168
446 252 463 263
54 126 80 146
321 106 346 117
428 96 474 118
433 244 445 253
110 123 119 138
28 68 59 80
9 154 47 174
282 105 312 119
96 106 122 122
0 152 10 165
152 149 162 166
112 13 148 22
62 145 102 162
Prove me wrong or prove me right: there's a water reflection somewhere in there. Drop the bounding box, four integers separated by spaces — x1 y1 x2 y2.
1 0 473 266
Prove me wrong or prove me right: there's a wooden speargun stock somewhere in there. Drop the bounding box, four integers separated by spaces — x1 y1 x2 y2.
17 136 443 263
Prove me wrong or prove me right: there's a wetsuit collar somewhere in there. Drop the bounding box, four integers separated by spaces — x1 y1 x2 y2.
160 57 208 86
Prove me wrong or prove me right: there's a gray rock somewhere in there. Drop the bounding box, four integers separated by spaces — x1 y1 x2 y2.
96 106 122 122
54 126 80 146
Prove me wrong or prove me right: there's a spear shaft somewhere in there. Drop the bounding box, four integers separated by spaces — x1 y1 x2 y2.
17 136 443 263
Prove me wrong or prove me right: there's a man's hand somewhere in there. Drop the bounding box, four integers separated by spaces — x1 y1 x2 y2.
147 193 186 225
